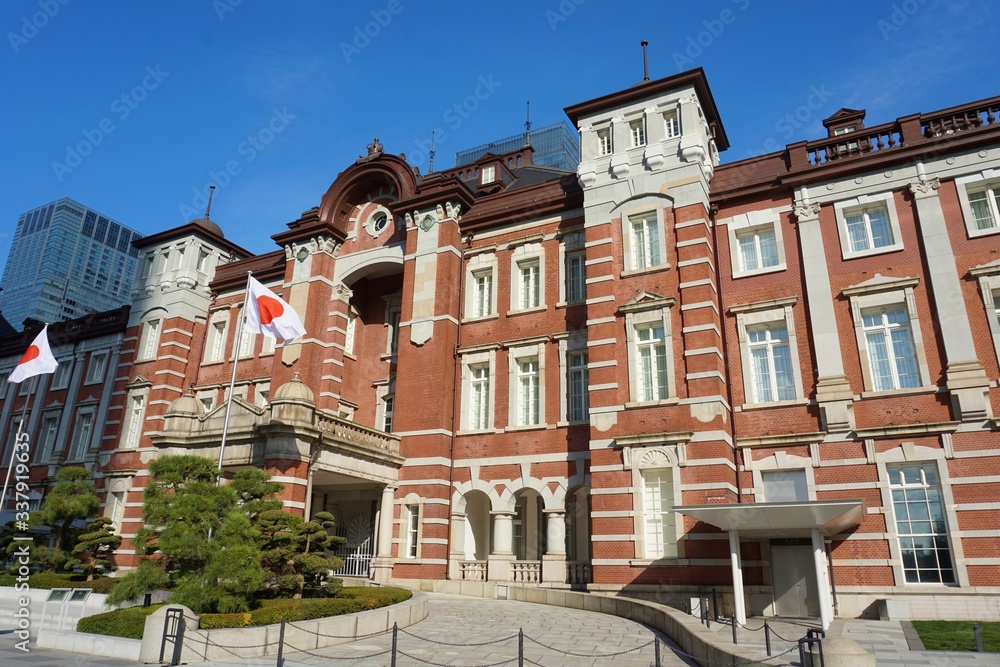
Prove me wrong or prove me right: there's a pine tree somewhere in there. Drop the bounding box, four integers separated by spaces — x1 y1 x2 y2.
68 517 122 580
29 467 100 572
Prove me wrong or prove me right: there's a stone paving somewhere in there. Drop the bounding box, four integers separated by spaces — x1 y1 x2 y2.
840 619 1000 666
0 628 136 667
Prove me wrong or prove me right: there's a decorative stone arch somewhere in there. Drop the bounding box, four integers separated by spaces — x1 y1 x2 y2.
318 154 418 236
451 479 502 513
333 248 405 288
751 451 817 502
495 475 558 512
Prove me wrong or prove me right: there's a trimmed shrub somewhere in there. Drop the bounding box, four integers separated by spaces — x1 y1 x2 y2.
77 604 162 639
200 612 251 629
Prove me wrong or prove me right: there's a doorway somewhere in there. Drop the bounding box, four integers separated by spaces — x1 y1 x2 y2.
770 544 819 617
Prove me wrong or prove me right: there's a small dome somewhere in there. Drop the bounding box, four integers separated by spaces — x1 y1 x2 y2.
166 393 205 416
189 217 224 238
272 374 314 403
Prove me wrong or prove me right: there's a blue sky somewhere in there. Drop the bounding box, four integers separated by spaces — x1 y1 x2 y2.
0 0 996 269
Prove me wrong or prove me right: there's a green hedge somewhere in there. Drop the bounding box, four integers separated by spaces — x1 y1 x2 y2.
0 572 119 594
77 604 162 639
200 587 412 629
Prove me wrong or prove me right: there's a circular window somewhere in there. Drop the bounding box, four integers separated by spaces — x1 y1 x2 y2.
372 212 389 233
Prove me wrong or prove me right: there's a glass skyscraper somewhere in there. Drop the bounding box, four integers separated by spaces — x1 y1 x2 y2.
454 122 581 171
0 198 142 330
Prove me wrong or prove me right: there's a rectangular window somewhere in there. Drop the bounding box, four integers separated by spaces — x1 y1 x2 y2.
35 413 60 463
405 504 419 559
862 308 920 391
254 382 270 408
993 291 1000 326
86 351 108 384
481 165 496 184
344 310 357 354
469 365 490 430
641 469 674 559
663 110 680 138
630 119 646 147
735 226 779 272
845 205 894 252
207 320 227 362
123 394 145 449
967 184 1000 231
761 469 808 502
518 358 540 426
567 351 589 422
387 307 401 355
518 260 540 310
0 371 10 396
141 320 160 360
631 215 661 270
889 463 955 584
382 395 394 433
109 490 126 533
565 250 586 303
597 128 612 156
68 411 94 460
635 325 669 402
237 326 254 358
472 270 493 317
747 323 796 403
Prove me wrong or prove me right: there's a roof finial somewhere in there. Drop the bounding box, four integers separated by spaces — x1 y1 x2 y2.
429 130 436 173
641 40 650 82
524 100 532 147
205 185 216 219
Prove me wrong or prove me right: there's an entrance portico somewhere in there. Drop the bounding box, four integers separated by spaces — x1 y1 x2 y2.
677 499 865 630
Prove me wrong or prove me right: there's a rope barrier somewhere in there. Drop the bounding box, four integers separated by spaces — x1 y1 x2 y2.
396 648 516 667
399 627 520 647
524 634 654 658
285 619 394 640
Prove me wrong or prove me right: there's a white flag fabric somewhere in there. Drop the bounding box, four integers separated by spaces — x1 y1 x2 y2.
9 325 59 384
245 276 306 342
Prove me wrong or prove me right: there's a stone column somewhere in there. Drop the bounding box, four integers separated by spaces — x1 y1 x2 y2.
488 511 515 581
448 512 466 580
370 484 397 583
910 178 992 421
794 202 855 431
811 528 833 631
541 509 567 583
729 531 747 626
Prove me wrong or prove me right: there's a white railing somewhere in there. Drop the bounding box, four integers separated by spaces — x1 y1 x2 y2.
566 561 592 585
460 560 488 581
315 410 401 456
511 561 541 584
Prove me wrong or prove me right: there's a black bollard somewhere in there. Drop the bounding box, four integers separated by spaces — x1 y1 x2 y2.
391 622 398 667
654 637 661 667
974 622 983 652
764 620 772 656
518 627 524 667
275 616 285 667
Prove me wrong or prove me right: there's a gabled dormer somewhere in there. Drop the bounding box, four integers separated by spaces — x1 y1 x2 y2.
823 108 866 137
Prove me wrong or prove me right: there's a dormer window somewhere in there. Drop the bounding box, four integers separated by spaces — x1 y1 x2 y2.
833 126 857 136
630 119 646 147
663 110 680 139
481 165 496 184
597 128 612 156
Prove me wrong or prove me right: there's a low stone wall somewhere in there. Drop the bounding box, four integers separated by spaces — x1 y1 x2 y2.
36 627 141 661
139 590 429 663
394 578 794 666
841 591 1000 621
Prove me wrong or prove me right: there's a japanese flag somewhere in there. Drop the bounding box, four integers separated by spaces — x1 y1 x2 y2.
9 325 59 384
245 276 307 342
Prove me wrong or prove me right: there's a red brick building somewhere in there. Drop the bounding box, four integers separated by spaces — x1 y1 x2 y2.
3 68 999 625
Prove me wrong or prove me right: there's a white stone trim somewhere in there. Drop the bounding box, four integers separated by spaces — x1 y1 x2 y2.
726 208 787 279
833 191 904 260
955 170 1000 239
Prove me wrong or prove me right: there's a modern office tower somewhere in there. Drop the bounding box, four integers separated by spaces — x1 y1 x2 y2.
455 121 580 171
0 198 143 329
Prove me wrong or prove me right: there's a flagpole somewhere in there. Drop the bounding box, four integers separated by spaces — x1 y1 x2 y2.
215 271 254 479
0 375 39 521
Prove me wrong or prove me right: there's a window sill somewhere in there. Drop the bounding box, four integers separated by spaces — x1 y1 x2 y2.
555 419 590 428
736 398 810 412
343 353 357 361
506 306 547 317
841 243 904 261
630 558 687 567
504 424 549 433
555 300 586 310
380 353 398 363
620 265 670 279
966 224 1000 239
625 398 680 409
859 384 940 399
732 264 787 280
462 314 499 324
201 360 224 367
457 428 495 436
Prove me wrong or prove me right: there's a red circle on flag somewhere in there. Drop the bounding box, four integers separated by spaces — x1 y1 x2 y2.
19 345 40 365
257 295 284 325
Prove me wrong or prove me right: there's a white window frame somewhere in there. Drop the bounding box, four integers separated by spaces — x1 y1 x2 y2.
465 250 498 320
886 461 956 585
67 408 95 461
205 312 229 363
108 490 126 533
751 451 817 502
34 410 61 463
558 231 586 305
972 263 1000 364
85 350 108 385
343 307 358 356
732 299 805 407
626 445 683 561
50 360 70 390
382 394 394 432
663 109 681 139
834 192 904 259
405 503 420 559
461 348 496 432
384 295 402 357
623 297 676 406
121 388 148 450
197 390 216 413
254 381 270 408
629 118 646 148
508 341 546 428
139 319 161 361
260 333 276 357
236 321 255 359
955 171 1000 238
623 209 667 273
508 242 545 313
597 127 612 156
481 165 496 184
567 348 589 423
844 279 932 395
726 209 787 278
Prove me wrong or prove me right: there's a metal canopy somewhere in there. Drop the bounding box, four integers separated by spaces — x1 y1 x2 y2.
675 499 866 538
